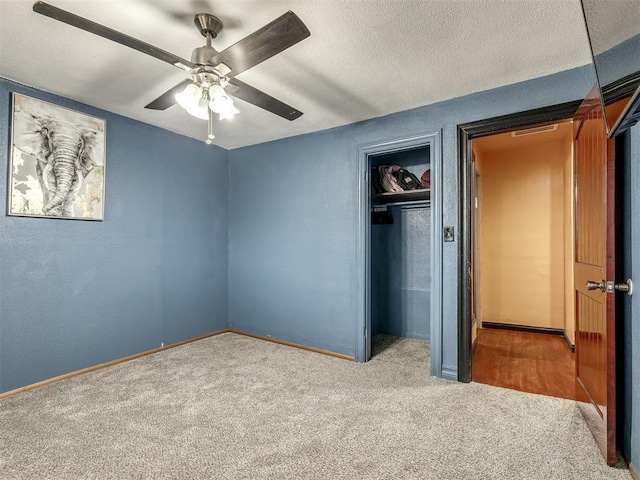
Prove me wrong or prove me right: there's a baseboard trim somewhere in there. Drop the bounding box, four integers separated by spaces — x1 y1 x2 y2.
482 322 565 337
563 331 576 353
229 329 354 361
629 462 639 480
0 329 231 400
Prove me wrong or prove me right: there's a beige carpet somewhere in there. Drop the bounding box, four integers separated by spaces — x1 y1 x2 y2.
0 332 631 479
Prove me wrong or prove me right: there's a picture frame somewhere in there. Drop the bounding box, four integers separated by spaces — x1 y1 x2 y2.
8 93 106 221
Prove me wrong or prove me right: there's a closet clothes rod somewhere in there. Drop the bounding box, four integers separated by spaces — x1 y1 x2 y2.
371 200 430 208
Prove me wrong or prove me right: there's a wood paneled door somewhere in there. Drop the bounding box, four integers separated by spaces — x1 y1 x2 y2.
573 86 617 466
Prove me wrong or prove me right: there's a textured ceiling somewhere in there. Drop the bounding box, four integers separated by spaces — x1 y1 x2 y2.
582 0 640 54
0 0 593 149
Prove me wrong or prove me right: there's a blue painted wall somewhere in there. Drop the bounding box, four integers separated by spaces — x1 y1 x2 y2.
228 65 596 370
0 78 229 393
372 204 431 340
622 122 640 468
594 34 640 88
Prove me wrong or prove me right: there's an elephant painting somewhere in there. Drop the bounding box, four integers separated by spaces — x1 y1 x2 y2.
9 93 105 220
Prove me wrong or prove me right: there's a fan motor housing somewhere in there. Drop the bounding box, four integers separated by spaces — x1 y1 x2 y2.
191 45 218 65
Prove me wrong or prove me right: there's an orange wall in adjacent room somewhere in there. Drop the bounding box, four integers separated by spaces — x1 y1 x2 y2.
476 139 567 329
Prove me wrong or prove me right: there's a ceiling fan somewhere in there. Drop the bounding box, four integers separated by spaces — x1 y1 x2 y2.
32 2 310 143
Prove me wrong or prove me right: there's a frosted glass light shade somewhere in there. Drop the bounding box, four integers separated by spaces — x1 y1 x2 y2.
209 89 239 120
188 96 210 120
219 103 239 120
175 83 208 120
175 83 200 110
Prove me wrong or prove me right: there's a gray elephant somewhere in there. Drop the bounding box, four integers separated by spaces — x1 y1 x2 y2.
13 111 103 217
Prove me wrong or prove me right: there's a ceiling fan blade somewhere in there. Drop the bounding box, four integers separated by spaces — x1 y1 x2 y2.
208 11 310 77
33 1 196 72
145 79 193 110
229 79 303 121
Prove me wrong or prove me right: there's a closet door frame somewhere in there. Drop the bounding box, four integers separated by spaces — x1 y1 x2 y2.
356 131 443 377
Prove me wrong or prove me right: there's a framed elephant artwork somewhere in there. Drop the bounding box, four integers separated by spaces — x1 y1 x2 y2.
8 93 106 221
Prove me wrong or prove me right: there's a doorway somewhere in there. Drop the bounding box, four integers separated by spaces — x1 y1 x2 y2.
469 121 579 400
457 100 582 382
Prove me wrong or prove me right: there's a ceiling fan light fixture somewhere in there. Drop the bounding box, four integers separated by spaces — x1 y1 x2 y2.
209 88 239 120
188 95 211 120
208 84 225 97
218 103 240 120
175 83 209 120
208 88 229 113
175 83 200 110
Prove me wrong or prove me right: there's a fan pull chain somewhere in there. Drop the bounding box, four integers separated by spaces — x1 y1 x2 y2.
206 108 215 144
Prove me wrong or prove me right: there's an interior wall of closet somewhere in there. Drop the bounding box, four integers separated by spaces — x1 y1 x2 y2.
370 147 431 341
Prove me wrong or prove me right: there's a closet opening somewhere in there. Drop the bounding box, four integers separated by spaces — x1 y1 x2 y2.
357 131 442 376
469 119 581 400
369 147 431 360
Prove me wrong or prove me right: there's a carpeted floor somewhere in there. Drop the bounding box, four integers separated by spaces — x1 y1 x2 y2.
0 333 631 479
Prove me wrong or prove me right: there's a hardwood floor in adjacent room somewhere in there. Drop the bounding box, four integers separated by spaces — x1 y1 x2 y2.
472 328 584 401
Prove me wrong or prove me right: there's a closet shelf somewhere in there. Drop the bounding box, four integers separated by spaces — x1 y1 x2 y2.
372 189 430 206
